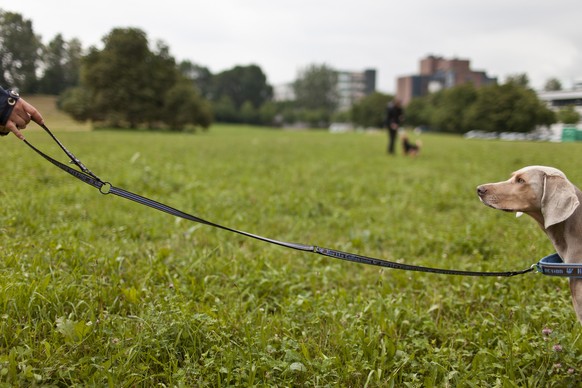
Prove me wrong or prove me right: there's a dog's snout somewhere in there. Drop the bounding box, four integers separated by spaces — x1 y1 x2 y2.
477 186 487 197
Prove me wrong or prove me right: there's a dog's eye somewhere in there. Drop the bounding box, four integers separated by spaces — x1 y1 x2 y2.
517 178 526 184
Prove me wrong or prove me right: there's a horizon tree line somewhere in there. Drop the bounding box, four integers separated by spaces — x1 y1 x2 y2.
0 9 573 132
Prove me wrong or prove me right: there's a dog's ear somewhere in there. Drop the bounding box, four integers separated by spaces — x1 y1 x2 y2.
542 174 580 228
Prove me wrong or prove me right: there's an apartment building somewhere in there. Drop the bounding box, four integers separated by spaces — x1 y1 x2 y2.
336 69 376 110
396 55 496 105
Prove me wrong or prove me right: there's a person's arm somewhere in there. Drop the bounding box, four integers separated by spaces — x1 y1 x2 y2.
0 87 44 140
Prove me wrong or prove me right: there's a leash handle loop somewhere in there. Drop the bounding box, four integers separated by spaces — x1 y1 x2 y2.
37 123 101 182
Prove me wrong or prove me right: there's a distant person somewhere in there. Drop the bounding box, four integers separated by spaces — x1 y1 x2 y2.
385 99 403 154
401 133 421 156
0 87 44 140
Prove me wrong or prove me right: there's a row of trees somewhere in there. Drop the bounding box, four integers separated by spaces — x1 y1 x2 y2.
405 79 557 133
0 11 81 95
0 10 344 130
1 9 576 133
0 11 212 129
349 75 580 134
59 28 213 130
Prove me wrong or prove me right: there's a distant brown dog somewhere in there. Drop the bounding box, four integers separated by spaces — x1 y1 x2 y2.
401 134 421 156
477 166 582 323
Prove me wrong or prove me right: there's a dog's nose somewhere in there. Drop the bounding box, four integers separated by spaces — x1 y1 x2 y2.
477 186 487 196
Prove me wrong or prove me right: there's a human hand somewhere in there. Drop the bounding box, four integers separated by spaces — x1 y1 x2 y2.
1 97 44 140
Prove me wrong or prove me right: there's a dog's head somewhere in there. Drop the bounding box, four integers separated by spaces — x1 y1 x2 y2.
477 166 580 228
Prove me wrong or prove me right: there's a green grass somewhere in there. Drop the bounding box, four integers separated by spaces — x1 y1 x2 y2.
24 95 92 132
2 123 582 386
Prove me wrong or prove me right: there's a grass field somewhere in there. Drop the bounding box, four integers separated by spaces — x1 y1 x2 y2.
2 118 582 386
23 95 92 132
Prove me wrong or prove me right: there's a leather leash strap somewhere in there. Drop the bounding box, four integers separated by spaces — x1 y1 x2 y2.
23 123 536 277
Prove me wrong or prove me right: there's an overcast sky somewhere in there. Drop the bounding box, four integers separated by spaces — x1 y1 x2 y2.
4 0 581 92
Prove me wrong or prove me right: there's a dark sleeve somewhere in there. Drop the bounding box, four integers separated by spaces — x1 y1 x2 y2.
0 87 19 126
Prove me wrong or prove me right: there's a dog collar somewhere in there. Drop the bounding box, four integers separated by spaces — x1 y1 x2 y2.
536 253 582 278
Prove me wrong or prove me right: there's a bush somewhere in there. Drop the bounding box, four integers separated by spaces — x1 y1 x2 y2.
557 105 581 124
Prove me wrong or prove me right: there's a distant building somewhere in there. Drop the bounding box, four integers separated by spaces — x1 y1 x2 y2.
396 55 497 105
535 87 582 141
336 69 376 110
537 88 582 118
273 68 376 111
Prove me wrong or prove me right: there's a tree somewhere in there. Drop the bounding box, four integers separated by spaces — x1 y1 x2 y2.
142 40 181 126
293 64 339 112
81 28 178 127
404 96 432 128
212 95 238 123
239 101 257 124
557 105 581 124
544 78 562 92
64 38 83 88
292 64 339 128
466 82 555 132
211 64 272 109
210 64 272 123
350 92 391 128
403 84 478 133
0 11 41 92
60 27 213 130
430 83 478 133
57 86 91 121
258 101 277 126
296 108 328 128
404 80 556 133
38 34 83 95
179 60 213 98
505 73 530 88
163 80 212 130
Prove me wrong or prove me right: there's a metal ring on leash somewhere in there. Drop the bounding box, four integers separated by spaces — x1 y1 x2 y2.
99 182 112 195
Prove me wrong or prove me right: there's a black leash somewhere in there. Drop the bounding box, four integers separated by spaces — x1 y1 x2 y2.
23 123 536 277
